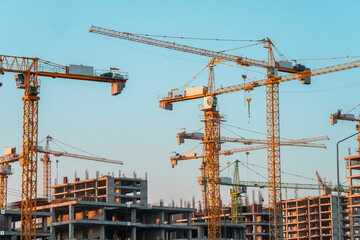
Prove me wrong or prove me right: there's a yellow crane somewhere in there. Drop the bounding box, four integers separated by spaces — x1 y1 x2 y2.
162 60 359 240
89 25 360 240
177 129 328 216
0 150 22 210
173 133 327 222
171 135 327 166
331 109 360 151
315 170 331 195
39 135 123 200
0 55 127 240
0 142 122 210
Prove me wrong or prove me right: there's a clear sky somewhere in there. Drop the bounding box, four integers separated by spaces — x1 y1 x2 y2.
1 0 359 207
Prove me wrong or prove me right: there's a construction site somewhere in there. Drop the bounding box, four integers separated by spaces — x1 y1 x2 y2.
0 2 360 240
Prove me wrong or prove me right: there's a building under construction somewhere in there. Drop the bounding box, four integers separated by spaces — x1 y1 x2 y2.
240 195 350 240
282 195 349 240
243 204 269 240
1 173 247 240
345 153 360 239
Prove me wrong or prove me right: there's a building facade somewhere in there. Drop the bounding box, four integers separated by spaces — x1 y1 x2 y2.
52 175 148 205
282 195 350 240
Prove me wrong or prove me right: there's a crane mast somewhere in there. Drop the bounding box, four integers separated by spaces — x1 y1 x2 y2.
265 40 283 240
231 160 243 224
200 63 222 239
0 55 127 240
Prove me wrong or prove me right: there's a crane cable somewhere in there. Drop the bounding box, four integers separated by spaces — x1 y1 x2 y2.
174 63 208 96
222 123 298 141
237 160 319 182
346 104 360 114
218 42 263 53
133 33 263 42
237 161 268 180
39 136 102 158
221 125 246 140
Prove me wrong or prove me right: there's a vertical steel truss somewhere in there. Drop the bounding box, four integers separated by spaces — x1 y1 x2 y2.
266 82 283 240
231 160 243 223
42 155 51 200
203 109 221 240
200 161 208 216
21 65 39 240
0 163 8 209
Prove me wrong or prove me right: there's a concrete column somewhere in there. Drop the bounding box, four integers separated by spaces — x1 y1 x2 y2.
100 225 105 239
101 208 106 221
187 229 192 240
69 205 75 239
186 212 192 240
131 208 136 222
168 214 172 224
187 213 192 226
69 204 74 220
69 223 74 239
161 229 165 240
197 226 204 238
50 207 56 236
42 216 47 231
160 211 164 224
131 226 137 240
169 231 173 240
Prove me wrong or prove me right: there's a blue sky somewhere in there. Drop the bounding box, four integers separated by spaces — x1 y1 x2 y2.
1 0 360 206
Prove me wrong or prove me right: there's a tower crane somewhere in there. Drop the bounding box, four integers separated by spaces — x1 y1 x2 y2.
177 129 329 147
0 55 128 240
0 137 123 209
0 150 22 210
217 160 346 223
315 170 331 195
172 134 327 217
230 160 243 224
177 129 328 215
39 135 123 200
89 25 360 240
331 109 360 151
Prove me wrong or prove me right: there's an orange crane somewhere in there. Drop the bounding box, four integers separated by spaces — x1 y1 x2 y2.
177 129 329 146
172 134 327 217
89 25 360 240
171 136 327 166
0 143 122 210
177 129 328 215
0 150 22 210
0 55 128 240
38 135 123 200
315 170 331 195
331 109 360 151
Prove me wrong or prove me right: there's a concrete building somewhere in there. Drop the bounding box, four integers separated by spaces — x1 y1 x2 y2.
345 154 360 239
282 195 350 240
37 199 195 240
176 208 247 239
243 204 269 240
0 209 52 240
37 175 196 240
52 175 147 205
